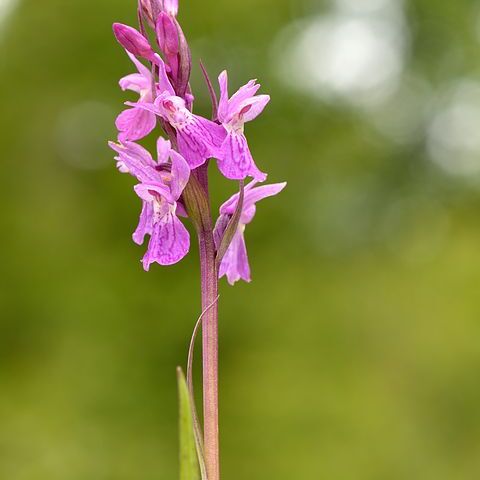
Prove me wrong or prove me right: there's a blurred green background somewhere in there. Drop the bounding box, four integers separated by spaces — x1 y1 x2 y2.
2 0 480 478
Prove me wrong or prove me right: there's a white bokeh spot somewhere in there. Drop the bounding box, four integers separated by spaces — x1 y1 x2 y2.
273 0 408 108
427 80 480 177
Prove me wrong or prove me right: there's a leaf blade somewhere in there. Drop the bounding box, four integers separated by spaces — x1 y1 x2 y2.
177 367 201 480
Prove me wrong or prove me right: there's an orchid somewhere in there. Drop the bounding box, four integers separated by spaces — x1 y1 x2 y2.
216 71 270 181
109 2 285 479
214 181 287 285
109 138 190 269
115 44 174 142
115 52 157 141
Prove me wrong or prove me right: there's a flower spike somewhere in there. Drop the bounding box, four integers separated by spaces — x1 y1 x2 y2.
109 4 285 479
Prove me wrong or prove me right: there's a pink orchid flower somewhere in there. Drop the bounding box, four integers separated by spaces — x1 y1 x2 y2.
214 181 286 284
116 50 174 142
109 138 190 269
216 71 270 181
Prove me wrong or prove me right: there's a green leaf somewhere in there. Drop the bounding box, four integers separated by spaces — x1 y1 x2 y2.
177 367 201 480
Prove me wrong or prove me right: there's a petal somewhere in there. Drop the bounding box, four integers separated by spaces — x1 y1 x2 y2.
134 182 173 204
194 115 226 148
142 211 190 269
238 94 270 123
133 93 183 123
218 230 251 285
248 159 268 183
177 115 225 169
177 131 209 169
109 141 160 183
219 181 258 214
116 107 156 142
228 80 261 117
241 205 257 225
157 59 176 96
156 137 172 164
176 200 188 218
164 0 178 17
241 181 287 213
217 70 229 123
119 73 149 93
216 132 266 181
155 93 186 114
133 201 154 245
114 156 130 173
216 133 250 180
125 100 159 115
126 50 152 80
170 150 190 200
219 181 286 217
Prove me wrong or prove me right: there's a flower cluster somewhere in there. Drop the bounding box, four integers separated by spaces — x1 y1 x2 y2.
109 0 285 284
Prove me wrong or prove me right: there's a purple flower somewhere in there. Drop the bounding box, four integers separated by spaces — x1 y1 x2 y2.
116 52 155 141
214 181 286 285
216 71 270 182
116 51 175 142
129 93 226 169
109 138 191 270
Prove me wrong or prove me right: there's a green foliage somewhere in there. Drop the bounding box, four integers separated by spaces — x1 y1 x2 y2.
177 368 200 480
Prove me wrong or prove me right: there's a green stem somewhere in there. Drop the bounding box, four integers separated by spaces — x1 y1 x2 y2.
182 170 220 480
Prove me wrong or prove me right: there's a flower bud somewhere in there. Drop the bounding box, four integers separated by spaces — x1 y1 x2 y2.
139 0 161 27
163 0 178 17
156 12 179 57
113 23 157 63
175 20 192 98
